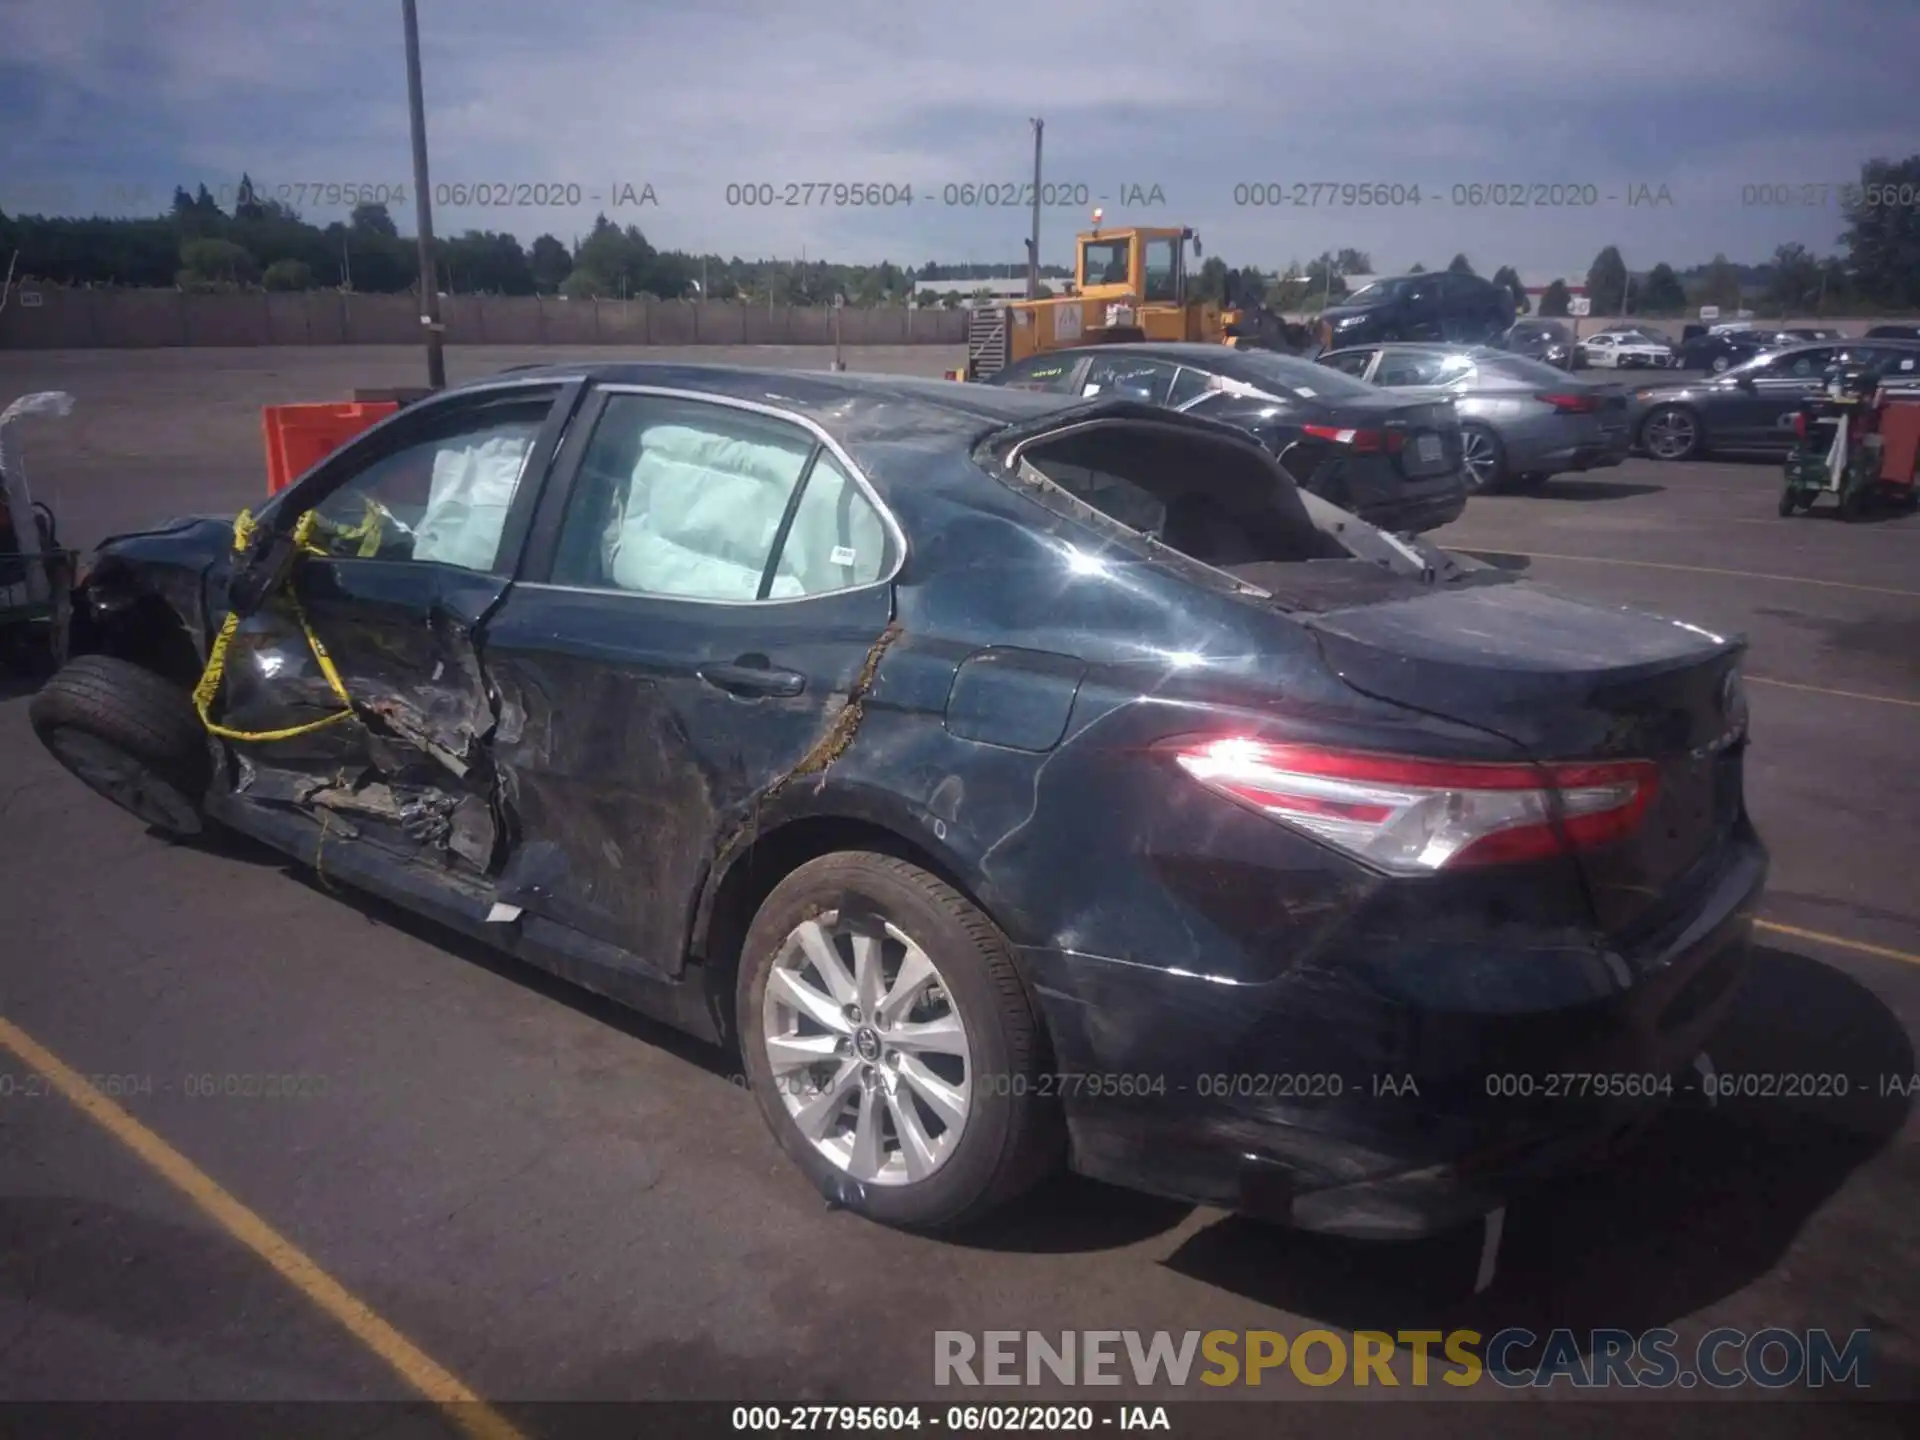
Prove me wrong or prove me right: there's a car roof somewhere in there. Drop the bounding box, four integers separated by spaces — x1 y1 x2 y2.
1019 341 1299 364
1745 337 1920 359
1323 341 1489 354
462 360 1079 447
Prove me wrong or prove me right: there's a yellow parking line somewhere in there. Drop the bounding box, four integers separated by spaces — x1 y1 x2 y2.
1747 675 1920 709
1454 548 1920 599
0 1014 525 1440
1756 920 1920 968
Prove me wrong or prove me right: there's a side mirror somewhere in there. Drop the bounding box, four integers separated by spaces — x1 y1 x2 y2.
225 520 300 618
1734 374 1757 391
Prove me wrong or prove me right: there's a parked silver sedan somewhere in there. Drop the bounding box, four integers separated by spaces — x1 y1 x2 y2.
1318 343 1632 493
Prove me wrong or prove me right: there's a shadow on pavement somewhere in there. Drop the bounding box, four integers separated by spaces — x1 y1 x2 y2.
1458 550 1533 573
949 1173 1194 1254
1535 479 1664 502
1160 945 1913 1347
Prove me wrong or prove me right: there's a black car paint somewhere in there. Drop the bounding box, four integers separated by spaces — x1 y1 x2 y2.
1674 331 1770 373
1495 320 1577 368
1317 273 1516 349
984 343 1467 534
59 364 1763 1236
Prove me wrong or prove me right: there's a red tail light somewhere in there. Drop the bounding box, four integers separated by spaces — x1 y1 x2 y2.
1301 423 1405 454
1536 391 1598 413
1792 412 1807 438
1161 738 1659 873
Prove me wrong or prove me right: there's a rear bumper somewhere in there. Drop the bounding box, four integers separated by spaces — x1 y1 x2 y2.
1543 438 1631 473
1353 483 1466 533
1020 833 1767 1238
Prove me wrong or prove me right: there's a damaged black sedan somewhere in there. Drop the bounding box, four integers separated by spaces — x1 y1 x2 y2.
32 364 1765 1239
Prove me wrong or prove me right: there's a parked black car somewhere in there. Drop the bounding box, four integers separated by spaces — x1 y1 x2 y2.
1867 324 1920 341
1316 272 1516 349
1494 319 1579 369
1673 328 1777 375
31 364 1764 1239
984 343 1467 532
1634 339 1920 459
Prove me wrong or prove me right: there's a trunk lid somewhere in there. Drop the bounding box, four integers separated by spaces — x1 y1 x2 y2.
1299 581 1749 940
1315 392 1462 478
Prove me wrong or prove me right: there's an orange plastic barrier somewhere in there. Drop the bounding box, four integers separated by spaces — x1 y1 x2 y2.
262 401 399 494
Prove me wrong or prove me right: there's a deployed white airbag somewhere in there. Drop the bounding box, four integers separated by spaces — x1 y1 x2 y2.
412 429 535 570
605 423 810 598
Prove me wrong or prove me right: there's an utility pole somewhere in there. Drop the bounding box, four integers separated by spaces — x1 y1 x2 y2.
401 0 445 388
1026 118 1044 300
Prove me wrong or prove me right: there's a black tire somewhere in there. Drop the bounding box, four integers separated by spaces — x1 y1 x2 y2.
28 655 210 837
1778 487 1798 517
1510 471 1550 494
736 851 1061 1230
1459 423 1507 494
1840 484 1870 522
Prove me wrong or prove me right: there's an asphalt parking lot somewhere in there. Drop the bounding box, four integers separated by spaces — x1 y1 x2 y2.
1 347 1917 1435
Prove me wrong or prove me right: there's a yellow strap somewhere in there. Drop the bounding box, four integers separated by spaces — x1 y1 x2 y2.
192 509 358 743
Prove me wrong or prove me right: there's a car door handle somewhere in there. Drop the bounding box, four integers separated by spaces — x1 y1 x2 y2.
698 660 806 698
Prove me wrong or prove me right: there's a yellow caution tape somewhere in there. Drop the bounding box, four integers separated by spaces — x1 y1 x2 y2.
192 507 358 743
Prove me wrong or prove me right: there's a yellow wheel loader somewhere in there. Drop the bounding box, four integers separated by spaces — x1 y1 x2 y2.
946 212 1309 382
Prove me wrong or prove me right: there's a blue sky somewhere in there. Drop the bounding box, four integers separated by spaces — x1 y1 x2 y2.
4 0 1918 278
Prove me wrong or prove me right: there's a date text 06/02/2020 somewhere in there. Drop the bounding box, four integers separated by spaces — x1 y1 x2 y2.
730 1405 1170 1432
720 183 1169 208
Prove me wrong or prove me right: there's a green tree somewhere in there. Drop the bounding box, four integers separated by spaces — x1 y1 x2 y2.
1817 255 1851 312
1193 254 1230 303
443 230 534 294
1407 261 1426 273
178 236 257 284
1538 279 1571 316
1765 242 1821 313
261 258 314 291
1639 262 1686 313
528 233 571 293
349 202 398 238
1696 253 1744 312
1586 245 1628 314
1334 248 1372 276
233 172 266 222
1839 154 1920 309
560 264 612 299
1447 252 1475 275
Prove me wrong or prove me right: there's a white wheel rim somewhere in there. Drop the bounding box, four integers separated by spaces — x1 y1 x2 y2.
760 911 973 1186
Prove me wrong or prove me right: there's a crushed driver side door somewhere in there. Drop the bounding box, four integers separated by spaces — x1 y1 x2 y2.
210 380 580 884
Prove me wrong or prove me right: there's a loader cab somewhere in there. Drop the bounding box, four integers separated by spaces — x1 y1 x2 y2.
1075 225 1192 308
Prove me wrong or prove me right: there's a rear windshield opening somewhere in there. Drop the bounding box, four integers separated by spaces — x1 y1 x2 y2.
1016 423 1348 570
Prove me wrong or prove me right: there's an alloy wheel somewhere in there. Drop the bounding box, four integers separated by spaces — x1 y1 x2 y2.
760 911 973 1186
1643 409 1699 461
1460 428 1500 491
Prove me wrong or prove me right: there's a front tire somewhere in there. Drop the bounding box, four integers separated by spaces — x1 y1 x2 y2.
1640 405 1703 461
736 851 1060 1229
29 655 210 837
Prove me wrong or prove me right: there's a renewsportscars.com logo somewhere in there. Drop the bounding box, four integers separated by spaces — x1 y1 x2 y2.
934 1328 1875 1390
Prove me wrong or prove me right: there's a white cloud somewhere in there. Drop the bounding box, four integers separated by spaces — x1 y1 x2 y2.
5 0 1918 271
